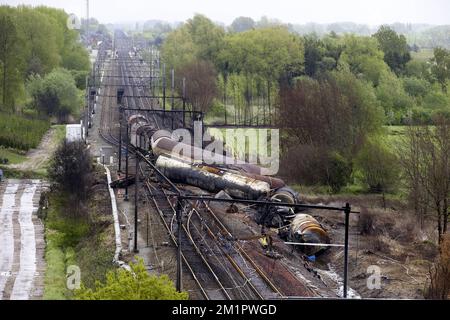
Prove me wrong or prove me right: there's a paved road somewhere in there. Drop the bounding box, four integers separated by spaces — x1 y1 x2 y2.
0 179 45 300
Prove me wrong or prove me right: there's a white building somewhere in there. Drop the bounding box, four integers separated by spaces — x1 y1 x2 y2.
66 124 83 142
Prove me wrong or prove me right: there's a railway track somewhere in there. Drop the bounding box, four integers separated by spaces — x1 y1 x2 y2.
96 32 287 300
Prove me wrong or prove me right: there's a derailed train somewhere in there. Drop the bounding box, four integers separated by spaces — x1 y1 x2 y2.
128 115 330 255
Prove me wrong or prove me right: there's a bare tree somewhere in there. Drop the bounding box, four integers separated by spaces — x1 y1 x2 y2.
400 116 450 241
425 234 450 299
177 60 218 113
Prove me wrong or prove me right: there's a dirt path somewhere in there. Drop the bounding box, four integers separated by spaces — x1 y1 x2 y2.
8 127 60 172
0 179 45 300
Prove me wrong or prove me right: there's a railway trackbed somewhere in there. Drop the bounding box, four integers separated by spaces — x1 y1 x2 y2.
96 43 288 299
93 31 341 300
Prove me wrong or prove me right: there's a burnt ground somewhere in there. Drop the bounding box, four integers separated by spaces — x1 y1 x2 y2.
301 194 438 299
207 201 336 298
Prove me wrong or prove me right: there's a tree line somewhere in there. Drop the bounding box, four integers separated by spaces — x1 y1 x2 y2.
0 5 90 120
159 14 449 242
160 14 450 126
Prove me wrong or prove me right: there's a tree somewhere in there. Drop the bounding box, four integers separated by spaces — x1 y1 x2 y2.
430 47 450 92
161 27 197 72
338 35 390 86
303 35 324 77
400 116 450 240
230 16 255 33
278 70 384 191
75 258 188 300
403 77 430 98
48 140 92 218
0 6 89 111
0 10 22 110
177 60 218 113
373 25 411 75
356 139 399 195
27 68 81 121
405 59 431 79
375 71 414 124
16 6 60 76
218 26 304 123
331 69 384 157
185 14 225 63
303 35 342 78
425 234 450 299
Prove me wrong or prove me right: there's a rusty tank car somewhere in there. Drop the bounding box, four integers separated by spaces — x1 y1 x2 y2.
289 214 330 256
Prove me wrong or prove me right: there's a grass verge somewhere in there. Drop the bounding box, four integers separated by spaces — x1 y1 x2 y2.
42 165 115 299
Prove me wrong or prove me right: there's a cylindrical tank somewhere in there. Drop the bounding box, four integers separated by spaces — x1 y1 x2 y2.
150 129 273 176
290 214 330 256
271 187 298 204
156 155 271 200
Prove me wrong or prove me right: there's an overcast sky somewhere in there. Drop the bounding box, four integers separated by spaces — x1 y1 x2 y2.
3 0 450 25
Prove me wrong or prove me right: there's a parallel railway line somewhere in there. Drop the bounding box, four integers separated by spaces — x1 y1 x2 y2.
96 32 287 300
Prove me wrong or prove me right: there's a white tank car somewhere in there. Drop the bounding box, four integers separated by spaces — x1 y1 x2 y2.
156 155 271 200
150 129 268 176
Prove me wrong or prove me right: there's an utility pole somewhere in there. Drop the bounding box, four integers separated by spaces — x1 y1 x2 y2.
182 77 186 127
117 88 124 172
124 122 129 201
85 76 89 138
343 202 351 298
134 150 139 253
86 0 89 46
176 200 182 292
171 69 175 110
162 63 166 123
118 106 123 173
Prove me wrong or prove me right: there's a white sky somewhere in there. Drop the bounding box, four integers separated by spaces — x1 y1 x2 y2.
2 0 450 25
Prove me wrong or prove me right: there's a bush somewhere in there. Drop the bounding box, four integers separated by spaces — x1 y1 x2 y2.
48 141 92 217
27 68 82 123
403 77 430 98
356 139 399 193
281 147 352 193
74 258 189 300
358 208 375 235
326 151 352 193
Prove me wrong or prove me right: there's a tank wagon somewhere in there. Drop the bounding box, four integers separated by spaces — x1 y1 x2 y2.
128 115 330 255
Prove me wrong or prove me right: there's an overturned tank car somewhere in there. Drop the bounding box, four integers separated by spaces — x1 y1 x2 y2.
288 214 330 256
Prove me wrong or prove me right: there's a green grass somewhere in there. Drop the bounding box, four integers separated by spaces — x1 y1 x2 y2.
43 166 115 299
0 165 47 179
53 125 66 143
43 193 89 300
411 49 434 62
0 113 50 151
0 147 26 164
384 125 407 148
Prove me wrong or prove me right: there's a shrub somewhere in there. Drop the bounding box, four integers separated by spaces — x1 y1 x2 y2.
48 140 92 217
356 139 399 193
326 151 352 193
74 258 189 300
27 68 82 123
358 208 375 235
